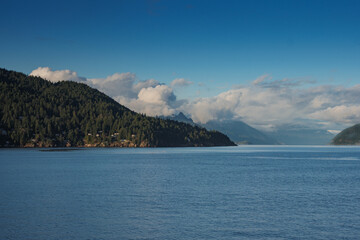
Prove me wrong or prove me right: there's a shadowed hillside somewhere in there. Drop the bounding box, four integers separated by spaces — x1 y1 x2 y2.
332 124 360 145
0 68 235 147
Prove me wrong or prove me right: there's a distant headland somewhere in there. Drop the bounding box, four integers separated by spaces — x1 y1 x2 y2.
0 68 235 148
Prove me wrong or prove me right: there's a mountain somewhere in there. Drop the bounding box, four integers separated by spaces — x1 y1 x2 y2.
0 68 235 147
163 113 278 145
161 112 197 125
266 124 334 145
164 113 336 145
202 120 278 145
332 124 360 145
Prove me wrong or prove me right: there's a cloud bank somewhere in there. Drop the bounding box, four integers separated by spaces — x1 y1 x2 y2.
30 68 360 131
170 78 193 87
115 85 179 116
30 67 86 82
30 67 180 117
182 76 360 130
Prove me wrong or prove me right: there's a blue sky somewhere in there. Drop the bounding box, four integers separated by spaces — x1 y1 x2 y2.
2 1 360 85
1 0 360 129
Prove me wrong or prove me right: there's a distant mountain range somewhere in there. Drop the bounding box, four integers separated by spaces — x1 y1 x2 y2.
164 113 335 145
0 68 235 147
332 124 360 145
1 67 341 147
164 113 277 144
202 120 279 145
266 124 334 145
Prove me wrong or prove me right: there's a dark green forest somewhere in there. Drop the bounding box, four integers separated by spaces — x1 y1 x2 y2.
332 124 360 145
0 68 235 147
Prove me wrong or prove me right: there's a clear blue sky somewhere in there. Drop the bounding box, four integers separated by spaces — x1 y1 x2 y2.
1 0 360 97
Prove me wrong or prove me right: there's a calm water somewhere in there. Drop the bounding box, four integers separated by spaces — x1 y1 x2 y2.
1 146 360 240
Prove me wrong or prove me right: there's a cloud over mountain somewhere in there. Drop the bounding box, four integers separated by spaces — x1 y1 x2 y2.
30 67 179 117
29 67 360 131
88 72 138 98
30 67 86 82
182 77 360 130
88 73 179 117
116 85 179 116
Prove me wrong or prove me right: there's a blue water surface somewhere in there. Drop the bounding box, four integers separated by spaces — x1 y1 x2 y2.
1 146 360 240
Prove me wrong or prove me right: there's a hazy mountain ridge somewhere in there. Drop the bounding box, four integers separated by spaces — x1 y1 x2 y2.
202 120 279 145
164 113 337 145
0 68 235 147
161 112 197 126
266 124 335 145
163 113 278 145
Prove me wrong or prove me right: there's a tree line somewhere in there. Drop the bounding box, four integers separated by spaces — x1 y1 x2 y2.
0 68 235 147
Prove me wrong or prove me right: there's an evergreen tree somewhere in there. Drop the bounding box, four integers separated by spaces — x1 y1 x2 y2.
0 68 235 147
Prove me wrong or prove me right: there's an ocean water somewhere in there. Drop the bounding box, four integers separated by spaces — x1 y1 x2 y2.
1 146 360 240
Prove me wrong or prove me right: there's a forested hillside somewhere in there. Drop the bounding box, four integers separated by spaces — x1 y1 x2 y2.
0 68 235 147
332 124 360 145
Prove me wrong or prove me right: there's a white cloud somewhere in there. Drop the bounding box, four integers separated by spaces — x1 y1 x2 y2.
90 76 179 117
309 95 331 109
29 67 360 131
30 67 86 82
253 75 315 89
182 76 360 130
118 85 178 116
252 74 271 85
138 85 176 105
116 95 176 117
87 73 179 117
133 79 160 92
181 89 241 123
170 78 193 87
114 85 178 117
328 130 341 135
309 105 360 124
30 67 179 117
88 72 137 98
89 72 135 85
182 86 297 127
